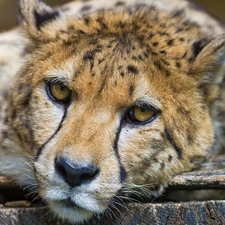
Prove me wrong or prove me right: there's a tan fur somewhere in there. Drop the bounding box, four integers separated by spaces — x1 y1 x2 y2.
1 0 225 223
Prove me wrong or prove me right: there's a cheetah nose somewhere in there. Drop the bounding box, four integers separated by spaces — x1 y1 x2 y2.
55 157 99 187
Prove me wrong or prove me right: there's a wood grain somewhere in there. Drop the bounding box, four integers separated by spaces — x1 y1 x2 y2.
1 201 225 225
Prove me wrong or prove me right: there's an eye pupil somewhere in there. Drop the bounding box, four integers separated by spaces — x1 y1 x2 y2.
47 82 72 103
60 86 67 91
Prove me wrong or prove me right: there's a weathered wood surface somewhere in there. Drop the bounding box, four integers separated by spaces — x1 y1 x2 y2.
170 159 225 189
0 176 17 189
1 157 225 224
1 200 225 225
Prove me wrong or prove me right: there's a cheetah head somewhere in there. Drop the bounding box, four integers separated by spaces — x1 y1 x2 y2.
7 0 225 223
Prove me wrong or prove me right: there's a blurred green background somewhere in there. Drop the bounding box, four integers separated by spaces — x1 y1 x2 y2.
0 0 225 32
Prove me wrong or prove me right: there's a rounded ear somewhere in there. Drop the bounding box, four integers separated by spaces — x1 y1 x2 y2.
18 0 60 43
191 35 225 82
189 35 225 106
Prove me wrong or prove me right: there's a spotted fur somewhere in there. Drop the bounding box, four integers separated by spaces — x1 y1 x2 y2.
0 0 225 223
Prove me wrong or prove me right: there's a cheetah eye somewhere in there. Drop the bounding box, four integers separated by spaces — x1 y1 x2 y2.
47 82 72 103
126 105 157 123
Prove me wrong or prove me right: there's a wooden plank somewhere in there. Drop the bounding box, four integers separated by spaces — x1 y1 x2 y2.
169 157 225 189
169 169 225 189
1 200 225 225
0 176 17 190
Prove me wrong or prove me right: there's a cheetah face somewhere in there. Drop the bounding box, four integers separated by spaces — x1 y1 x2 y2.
8 0 225 223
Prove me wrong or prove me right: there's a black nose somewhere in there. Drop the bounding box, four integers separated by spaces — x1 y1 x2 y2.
55 157 99 187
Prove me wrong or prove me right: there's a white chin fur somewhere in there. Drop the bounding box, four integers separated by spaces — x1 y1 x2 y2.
49 201 94 223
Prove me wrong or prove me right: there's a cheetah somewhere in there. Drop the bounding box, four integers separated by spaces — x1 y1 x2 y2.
0 0 225 223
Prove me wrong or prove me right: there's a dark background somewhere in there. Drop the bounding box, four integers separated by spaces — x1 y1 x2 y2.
0 0 225 32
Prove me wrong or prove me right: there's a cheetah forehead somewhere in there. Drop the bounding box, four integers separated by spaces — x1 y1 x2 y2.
28 5 206 78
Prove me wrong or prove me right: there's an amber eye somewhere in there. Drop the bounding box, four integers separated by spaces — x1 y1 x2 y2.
47 82 71 103
128 105 156 123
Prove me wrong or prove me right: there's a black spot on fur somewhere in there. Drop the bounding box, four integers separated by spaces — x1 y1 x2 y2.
96 16 108 30
120 72 125 77
160 23 166 28
115 1 125 6
164 69 171 76
152 42 159 47
172 9 184 18
160 50 166 55
148 33 155 39
150 139 165 152
143 51 149 58
89 38 98 45
168 155 173 162
11 109 17 119
18 83 32 107
165 128 183 159
127 65 139 75
176 62 181 68
1 130 9 139
74 70 81 78
179 37 185 42
160 162 165 169
34 9 59 30
152 51 158 56
161 59 170 66
176 27 184 33
98 75 107 95
131 55 138 61
167 39 174 46
181 51 187 59
23 99 30 107
154 61 163 70
4 115 8 125
83 51 95 61
129 85 134 96
78 29 86 35
80 5 92 11
138 54 144 61
98 58 105 64
84 17 90 26
118 21 126 29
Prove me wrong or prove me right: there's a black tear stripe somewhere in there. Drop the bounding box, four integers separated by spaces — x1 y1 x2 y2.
164 128 183 159
34 9 59 30
35 108 68 160
113 121 127 183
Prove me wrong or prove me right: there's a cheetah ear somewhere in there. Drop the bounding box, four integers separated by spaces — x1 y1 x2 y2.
190 35 225 106
18 0 61 43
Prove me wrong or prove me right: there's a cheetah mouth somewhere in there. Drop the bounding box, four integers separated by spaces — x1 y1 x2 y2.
54 198 89 212
61 198 86 210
